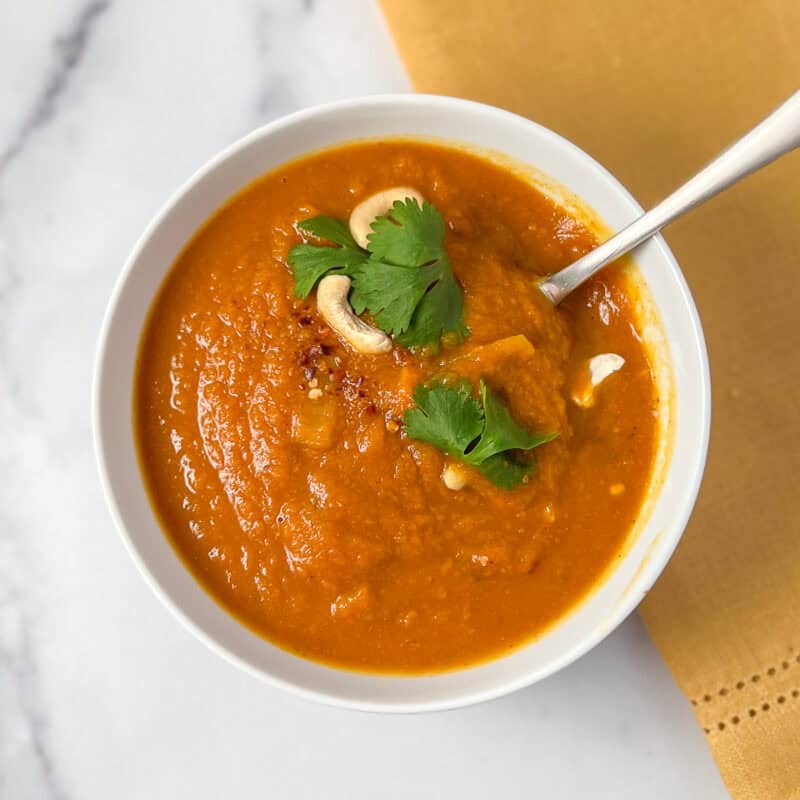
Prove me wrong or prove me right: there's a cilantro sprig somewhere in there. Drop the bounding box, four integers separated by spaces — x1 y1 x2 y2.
403 379 558 490
287 198 466 349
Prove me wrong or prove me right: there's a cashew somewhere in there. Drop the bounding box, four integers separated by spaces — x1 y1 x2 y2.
442 463 468 491
316 275 392 354
571 353 625 408
349 187 425 249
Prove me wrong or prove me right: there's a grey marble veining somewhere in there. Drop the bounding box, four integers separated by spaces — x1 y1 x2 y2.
0 0 111 175
0 2 729 798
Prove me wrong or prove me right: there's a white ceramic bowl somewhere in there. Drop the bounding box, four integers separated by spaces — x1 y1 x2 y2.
93 94 710 712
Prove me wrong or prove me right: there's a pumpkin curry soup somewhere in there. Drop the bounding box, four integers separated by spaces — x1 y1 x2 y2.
135 140 658 672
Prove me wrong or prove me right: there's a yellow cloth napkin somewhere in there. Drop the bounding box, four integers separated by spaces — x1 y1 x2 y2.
380 2 800 796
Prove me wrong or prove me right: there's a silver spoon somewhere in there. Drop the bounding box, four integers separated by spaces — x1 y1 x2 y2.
539 90 800 305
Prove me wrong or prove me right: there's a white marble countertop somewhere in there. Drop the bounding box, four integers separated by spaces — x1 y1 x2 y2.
0 2 731 797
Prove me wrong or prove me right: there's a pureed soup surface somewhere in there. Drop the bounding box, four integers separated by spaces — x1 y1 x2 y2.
136 140 658 673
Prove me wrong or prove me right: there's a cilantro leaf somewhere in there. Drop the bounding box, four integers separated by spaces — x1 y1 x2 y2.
403 378 558 490
287 216 368 298
350 259 439 336
299 216 360 249
403 382 484 455
467 381 558 463
287 244 365 298
472 452 534 490
398 269 467 348
367 199 445 266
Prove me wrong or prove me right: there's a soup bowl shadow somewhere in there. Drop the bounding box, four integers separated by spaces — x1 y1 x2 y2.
93 94 710 712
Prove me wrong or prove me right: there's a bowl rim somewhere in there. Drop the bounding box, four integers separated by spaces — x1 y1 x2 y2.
92 93 711 712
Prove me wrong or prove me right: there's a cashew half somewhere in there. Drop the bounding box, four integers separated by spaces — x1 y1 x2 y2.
442 463 468 491
571 353 625 408
317 275 392 354
349 187 425 249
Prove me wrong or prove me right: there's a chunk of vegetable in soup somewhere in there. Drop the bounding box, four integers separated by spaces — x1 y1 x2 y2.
135 141 658 672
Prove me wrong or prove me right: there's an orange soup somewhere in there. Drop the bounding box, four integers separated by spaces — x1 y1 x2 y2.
135 140 658 672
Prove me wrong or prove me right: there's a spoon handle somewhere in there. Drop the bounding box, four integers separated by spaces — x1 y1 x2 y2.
540 90 800 305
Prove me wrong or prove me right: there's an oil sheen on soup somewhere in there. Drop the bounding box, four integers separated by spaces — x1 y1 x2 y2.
135 140 658 673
